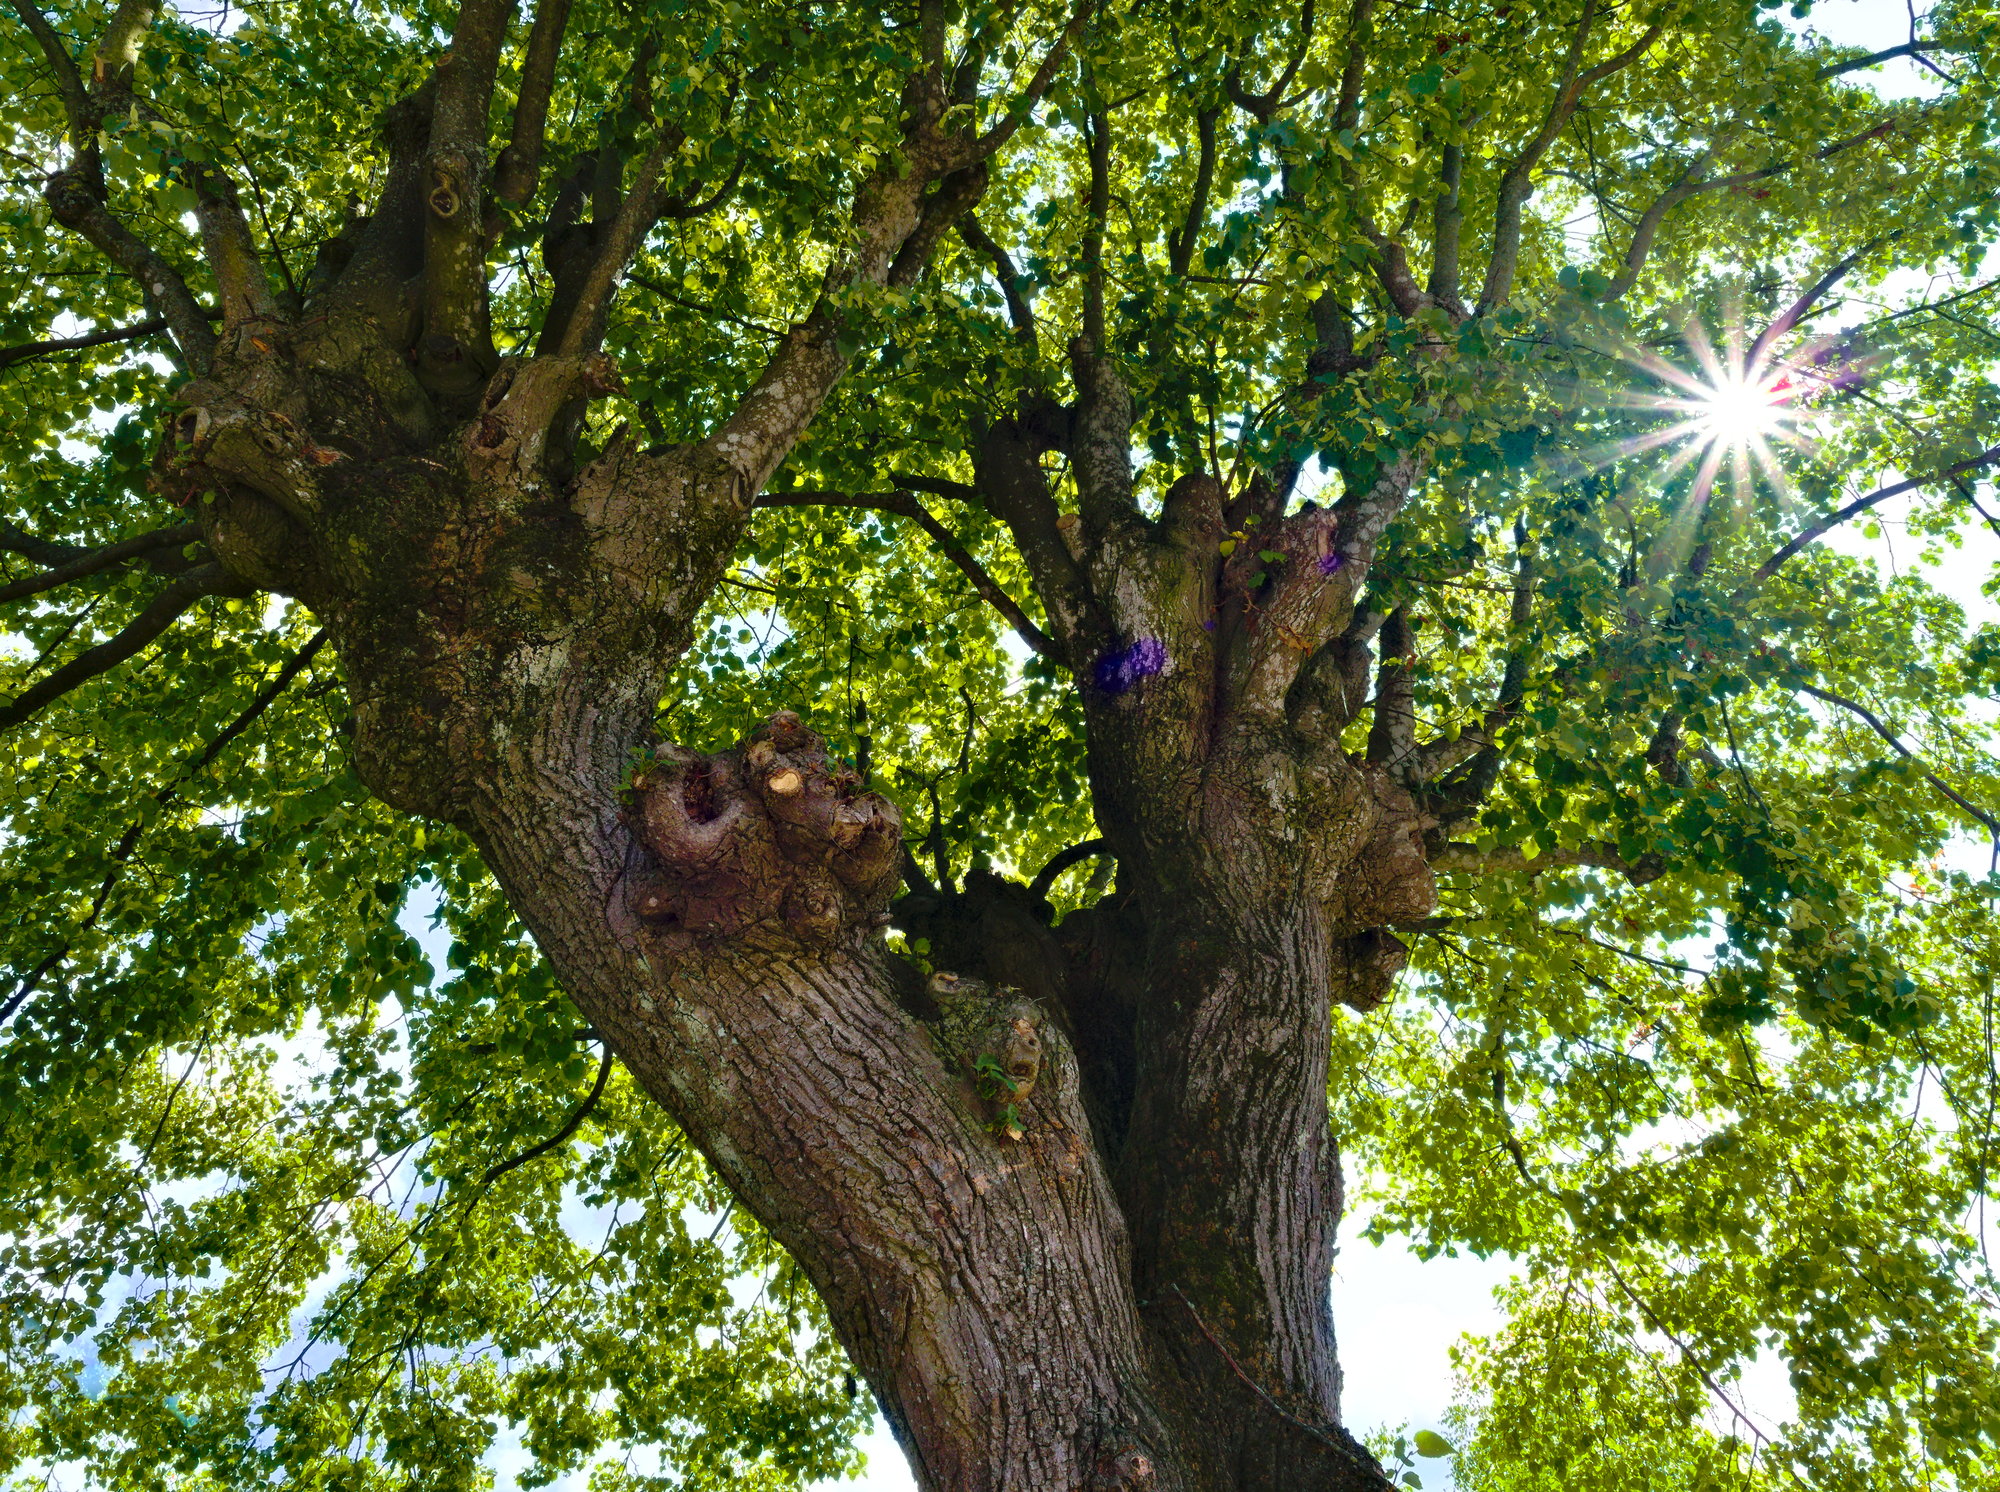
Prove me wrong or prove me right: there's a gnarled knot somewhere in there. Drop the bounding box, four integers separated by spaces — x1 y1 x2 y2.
627 711 901 948
1329 764 1437 930
927 973 1047 1138
426 161 465 219
1333 927 1409 1013
1095 1448 1157 1491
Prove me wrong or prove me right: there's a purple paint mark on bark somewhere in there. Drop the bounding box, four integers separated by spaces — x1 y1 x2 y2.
1318 551 1345 576
1093 637 1168 694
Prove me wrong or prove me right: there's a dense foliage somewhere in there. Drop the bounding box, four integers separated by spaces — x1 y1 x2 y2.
2 0 1999 1487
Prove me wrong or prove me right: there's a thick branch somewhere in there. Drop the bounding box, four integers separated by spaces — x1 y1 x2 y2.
0 316 173 371
0 519 92 568
1082 109 1110 347
1334 0 1373 134
755 490 1059 658
188 162 281 323
1478 6 1664 311
945 0 1095 171
1426 142 1465 310
1746 242 1873 371
1027 838 1110 902
0 521 201 606
1817 39 1961 80
44 175 217 372
0 563 249 732
553 126 685 357
1364 607 1416 773
420 0 520 383
1168 107 1219 278
959 217 1039 354
6 0 91 150
887 163 989 290
494 0 574 207
91 0 156 97
700 175 930 493
1431 840 1665 884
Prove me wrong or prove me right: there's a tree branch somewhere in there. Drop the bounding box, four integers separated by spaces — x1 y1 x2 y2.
0 520 201 606
946 0 1095 171
1222 0 1315 122
1797 683 2000 866
1 627 328 1029
1478 6 1664 311
1745 241 1874 371
480 1043 615 1184
5 0 91 150
187 160 281 323
1334 0 1373 134
887 162 990 291
1027 838 1110 902
1365 607 1416 772
755 490 1060 658
494 0 574 208
1082 107 1111 346
1427 141 1466 311
0 316 177 372
0 563 250 733
1600 143 1720 301
959 217 1039 353
1414 518 1534 800
16 1 227 369
1738 446 2000 592
1168 106 1219 278
553 125 685 357
42 177 219 372
1816 39 1963 80
420 0 520 387
0 519 93 567
1431 840 1665 884
702 2 1088 500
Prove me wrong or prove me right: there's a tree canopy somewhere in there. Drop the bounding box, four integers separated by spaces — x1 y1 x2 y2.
2 0 1999 1488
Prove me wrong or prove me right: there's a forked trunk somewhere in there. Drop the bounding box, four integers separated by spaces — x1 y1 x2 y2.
459 683 1401 1492
155 209 1420 1492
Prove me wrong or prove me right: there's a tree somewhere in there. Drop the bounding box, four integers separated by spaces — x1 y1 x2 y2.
3 0 1999 1487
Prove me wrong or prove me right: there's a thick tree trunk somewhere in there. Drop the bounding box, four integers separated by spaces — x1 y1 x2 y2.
156 254 1410 1492
455 688 1399 1492
459 698 1176 1489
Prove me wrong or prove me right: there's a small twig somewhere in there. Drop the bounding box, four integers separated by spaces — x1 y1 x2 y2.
756 489 1060 658
0 628 327 1028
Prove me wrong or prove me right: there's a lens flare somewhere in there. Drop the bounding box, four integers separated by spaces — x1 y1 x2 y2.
1695 372 1793 450
1555 302 1849 578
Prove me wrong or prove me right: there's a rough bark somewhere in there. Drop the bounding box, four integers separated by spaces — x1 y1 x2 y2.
66 14 1431 1486
148 272 1428 1488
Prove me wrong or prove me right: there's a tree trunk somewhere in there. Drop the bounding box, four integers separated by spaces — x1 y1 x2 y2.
154 218 1411 1492
454 684 1402 1492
